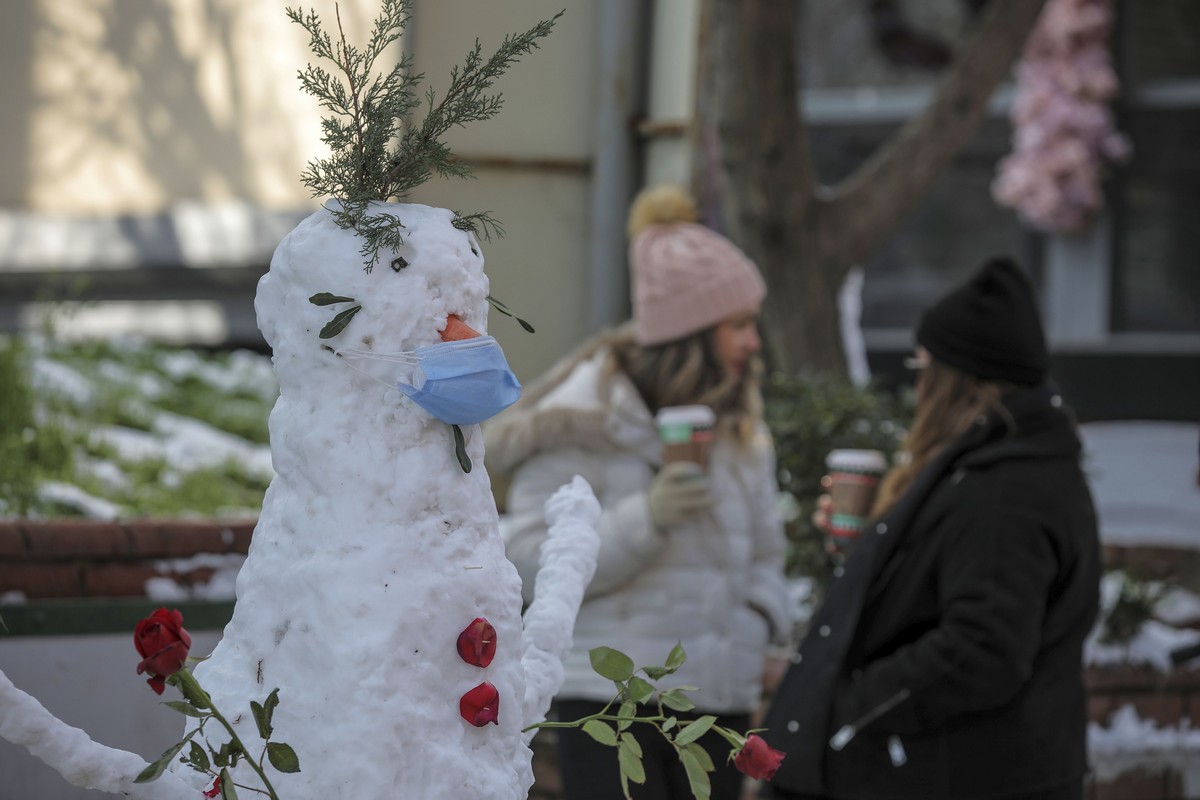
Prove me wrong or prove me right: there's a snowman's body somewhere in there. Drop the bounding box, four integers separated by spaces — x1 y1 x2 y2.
183 202 539 797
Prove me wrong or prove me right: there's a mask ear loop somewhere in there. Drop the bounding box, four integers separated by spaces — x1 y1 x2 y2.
332 348 420 393
330 347 478 448
337 347 421 364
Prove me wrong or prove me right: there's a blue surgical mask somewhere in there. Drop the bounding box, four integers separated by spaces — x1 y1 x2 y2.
337 336 520 425
395 337 521 425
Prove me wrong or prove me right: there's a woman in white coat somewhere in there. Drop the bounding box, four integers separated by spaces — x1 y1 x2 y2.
485 186 792 800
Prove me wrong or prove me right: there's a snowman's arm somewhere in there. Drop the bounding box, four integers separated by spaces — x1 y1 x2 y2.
519 476 601 739
0 668 198 800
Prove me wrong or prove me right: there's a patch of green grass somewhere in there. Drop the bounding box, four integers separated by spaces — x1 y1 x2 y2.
2 334 277 519
0 338 74 515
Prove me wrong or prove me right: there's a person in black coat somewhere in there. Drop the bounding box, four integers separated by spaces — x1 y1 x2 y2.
762 257 1102 800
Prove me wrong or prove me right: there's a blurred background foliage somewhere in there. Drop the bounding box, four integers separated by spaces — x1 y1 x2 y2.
763 372 912 598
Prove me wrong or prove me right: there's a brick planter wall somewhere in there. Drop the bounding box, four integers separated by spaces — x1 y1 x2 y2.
1086 663 1200 800
0 519 254 599
3 524 1198 798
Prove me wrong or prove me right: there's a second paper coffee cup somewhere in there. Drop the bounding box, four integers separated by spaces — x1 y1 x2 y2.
656 405 716 467
824 448 888 547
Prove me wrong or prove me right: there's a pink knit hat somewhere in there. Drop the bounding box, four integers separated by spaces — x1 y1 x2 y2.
628 186 766 346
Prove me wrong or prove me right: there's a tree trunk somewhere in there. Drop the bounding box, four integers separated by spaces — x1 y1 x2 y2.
691 0 1048 376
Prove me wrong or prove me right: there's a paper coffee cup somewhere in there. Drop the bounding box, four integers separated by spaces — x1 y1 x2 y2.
656 405 716 467
824 449 888 549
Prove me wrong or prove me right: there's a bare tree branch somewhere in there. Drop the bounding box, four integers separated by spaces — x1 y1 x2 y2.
824 0 1047 270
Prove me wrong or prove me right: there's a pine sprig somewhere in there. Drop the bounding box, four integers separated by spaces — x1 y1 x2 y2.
287 0 563 271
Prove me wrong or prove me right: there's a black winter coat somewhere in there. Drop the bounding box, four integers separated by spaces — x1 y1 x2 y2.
763 384 1101 800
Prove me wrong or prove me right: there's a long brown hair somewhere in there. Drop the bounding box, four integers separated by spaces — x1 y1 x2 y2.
607 327 763 445
871 358 1016 516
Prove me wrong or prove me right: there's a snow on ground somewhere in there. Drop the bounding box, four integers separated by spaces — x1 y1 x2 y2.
36 482 122 521
1089 705 1200 782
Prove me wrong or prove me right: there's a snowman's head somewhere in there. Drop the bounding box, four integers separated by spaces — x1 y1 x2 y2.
256 201 522 442
258 201 491 371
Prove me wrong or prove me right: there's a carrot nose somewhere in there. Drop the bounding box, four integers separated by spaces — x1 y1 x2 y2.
441 314 481 342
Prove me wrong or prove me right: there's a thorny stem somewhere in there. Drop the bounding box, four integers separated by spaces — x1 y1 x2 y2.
526 709 732 735
176 671 281 800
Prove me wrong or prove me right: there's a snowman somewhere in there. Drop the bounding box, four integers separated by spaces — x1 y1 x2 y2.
177 199 601 798
0 200 601 799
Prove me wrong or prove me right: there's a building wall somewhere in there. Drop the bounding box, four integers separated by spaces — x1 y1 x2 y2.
0 0 608 385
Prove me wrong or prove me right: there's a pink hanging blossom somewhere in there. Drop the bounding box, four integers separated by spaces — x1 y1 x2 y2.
992 0 1130 233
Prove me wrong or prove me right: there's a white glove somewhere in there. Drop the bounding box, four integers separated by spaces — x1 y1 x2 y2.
647 461 713 530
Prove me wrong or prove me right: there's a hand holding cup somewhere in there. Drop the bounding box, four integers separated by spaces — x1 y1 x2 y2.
823 449 888 554
655 405 716 468
648 461 713 529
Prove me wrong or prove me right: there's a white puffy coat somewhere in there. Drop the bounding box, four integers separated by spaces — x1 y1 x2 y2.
484 342 791 714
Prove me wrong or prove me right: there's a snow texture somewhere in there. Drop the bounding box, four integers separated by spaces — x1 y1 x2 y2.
519 476 601 743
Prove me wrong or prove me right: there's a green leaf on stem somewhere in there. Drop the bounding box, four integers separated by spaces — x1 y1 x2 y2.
590 647 635 682
308 293 356 306
617 700 637 731
660 688 696 713
642 665 671 681
251 687 281 740
164 700 208 718
618 738 646 786
679 747 712 800
250 700 271 740
624 676 655 704
319 305 362 339
619 731 643 758
219 767 240 799
582 720 618 746
661 716 678 733
134 738 190 783
266 741 302 774
665 642 687 671
674 715 717 747
682 741 715 772
188 741 210 772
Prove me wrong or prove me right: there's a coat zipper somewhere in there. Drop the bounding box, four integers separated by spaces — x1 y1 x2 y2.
828 687 912 751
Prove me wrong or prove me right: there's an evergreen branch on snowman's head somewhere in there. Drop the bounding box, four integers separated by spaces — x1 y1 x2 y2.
288 0 563 272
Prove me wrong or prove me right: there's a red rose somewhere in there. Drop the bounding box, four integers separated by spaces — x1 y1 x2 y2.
733 734 785 781
456 617 497 668
203 775 222 798
459 681 500 727
133 608 192 694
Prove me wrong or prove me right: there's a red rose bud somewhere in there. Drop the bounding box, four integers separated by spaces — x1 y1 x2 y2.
203 776 222 798
456 617 497 668
133 608 192 694
459 681 500 727
733 734 785 781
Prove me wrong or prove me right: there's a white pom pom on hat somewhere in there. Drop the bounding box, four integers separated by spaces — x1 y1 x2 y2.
627 185 766 346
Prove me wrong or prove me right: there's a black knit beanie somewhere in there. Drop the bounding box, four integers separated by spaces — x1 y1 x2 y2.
915 256 1049 385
